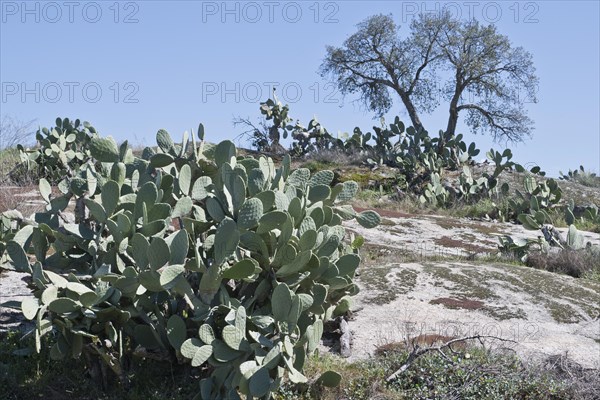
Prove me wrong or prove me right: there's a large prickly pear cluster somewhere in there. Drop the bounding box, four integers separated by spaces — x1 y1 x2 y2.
3 121 380 399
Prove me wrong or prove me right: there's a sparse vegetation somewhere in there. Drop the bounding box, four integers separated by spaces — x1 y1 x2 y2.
2 329 597 400
559 166 600 188
274 347 599 400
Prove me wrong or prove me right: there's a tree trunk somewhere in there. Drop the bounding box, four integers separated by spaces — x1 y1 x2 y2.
445 107 459 139
442 107 459 152
435 90 462 167
440 85 462 162
268 125 280 147
397 89 426 134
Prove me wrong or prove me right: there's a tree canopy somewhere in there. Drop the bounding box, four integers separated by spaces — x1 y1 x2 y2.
320 12 538 148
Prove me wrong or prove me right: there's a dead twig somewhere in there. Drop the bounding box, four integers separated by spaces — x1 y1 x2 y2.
385 334 517 383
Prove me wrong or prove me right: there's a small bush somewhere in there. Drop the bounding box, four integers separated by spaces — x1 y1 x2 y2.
0 330 198 400
575 173 600 188
0 148 39 186
526 247 600 280
302 148 369 168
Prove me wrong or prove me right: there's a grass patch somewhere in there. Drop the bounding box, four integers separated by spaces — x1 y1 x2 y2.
422 264 498 302
356 245 418 304
354 188 384 203
443 197 511 221
357 263 419 305
300 159 338 173
0 184 44 215
0 148 20 181
305 148 367 166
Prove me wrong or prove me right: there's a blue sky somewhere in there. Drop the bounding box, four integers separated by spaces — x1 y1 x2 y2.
1 0 599 177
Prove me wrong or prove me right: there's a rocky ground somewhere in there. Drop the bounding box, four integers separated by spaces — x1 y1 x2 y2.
0 269 32 333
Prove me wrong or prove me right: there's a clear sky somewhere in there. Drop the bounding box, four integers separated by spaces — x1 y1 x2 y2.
1 0 599 177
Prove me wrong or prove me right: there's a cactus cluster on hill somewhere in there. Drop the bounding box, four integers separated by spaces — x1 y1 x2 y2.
1 118 381 399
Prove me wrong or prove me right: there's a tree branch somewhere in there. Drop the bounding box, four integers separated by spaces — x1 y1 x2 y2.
408 22 446 95
456 103 514 136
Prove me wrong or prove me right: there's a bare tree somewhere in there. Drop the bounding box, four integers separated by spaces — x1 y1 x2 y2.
0 115 36 149
232 116 288 154
321 12 538 150
233 90 292 154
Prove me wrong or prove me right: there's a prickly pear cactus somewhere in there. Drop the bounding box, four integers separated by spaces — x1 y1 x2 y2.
16 118 98 183
4 121 380 399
